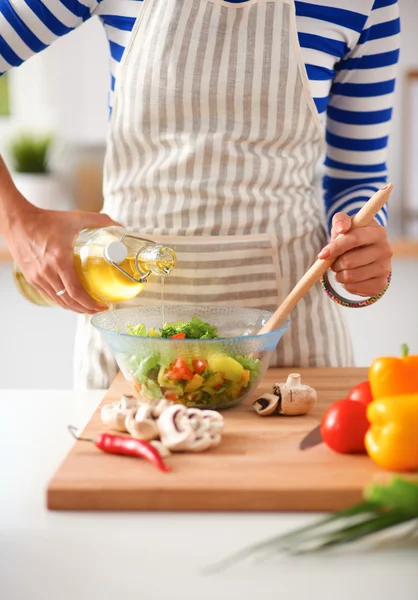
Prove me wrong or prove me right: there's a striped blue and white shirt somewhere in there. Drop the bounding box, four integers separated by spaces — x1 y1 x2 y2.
0 0 400 230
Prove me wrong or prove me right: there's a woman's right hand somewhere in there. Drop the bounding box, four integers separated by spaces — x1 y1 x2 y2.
5 202 119 314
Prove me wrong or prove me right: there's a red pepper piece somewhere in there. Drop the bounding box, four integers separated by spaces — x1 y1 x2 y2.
171 332 186 339
68 426 171 472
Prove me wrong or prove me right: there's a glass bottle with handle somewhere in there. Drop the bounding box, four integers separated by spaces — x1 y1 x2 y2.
13 226 177 307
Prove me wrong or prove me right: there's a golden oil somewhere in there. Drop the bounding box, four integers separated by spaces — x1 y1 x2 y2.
13 227 176 308
13 266 55 307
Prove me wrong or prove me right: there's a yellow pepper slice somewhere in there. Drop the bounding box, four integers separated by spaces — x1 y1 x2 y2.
365 394 418 472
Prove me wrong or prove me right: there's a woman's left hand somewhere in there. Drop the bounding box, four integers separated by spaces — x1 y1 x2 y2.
318 212 393 297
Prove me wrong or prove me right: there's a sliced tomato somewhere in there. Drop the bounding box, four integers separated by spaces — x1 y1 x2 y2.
192 359 208 375
171 332 186 339
166 358 194 381
165 392 179 401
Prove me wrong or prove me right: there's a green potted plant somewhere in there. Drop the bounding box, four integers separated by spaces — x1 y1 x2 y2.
8 131 67 211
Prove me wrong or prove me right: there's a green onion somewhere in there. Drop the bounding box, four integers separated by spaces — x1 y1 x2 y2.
204 477 418 574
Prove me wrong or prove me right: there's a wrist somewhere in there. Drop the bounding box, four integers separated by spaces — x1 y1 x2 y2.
0 187 37 238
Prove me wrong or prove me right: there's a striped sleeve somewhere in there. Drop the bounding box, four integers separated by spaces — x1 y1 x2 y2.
323 0 400 232
0 0 101 75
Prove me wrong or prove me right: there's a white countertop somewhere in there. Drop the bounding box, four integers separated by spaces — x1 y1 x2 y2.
1 390 417 600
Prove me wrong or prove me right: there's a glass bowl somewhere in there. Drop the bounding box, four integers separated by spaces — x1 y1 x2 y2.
92 306 290 410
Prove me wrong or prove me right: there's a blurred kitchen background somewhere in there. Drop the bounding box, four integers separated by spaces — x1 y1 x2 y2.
1 0 418 389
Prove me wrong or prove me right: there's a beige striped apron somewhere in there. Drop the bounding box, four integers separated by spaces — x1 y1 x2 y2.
73 0 353 390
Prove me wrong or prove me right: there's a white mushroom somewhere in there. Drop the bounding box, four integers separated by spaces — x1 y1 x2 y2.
150 398 173 418
125 403 159 441
201 410 224 430
275 373 317 416
179 408 224 451
186 408 206 431
187 428 213 452
120 395 139 410
157 405 222 452
157 404 198 451
184 410 213 452
253 373 317 417
200 410 224 447
252 393 279 416
149 440 171 458
101 396 139 432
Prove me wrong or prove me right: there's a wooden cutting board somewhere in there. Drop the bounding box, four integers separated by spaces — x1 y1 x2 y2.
47 368 390 512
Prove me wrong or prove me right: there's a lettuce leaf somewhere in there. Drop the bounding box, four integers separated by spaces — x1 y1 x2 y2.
234 355 260 381
160 316 218 339
141 378 164 400
127 323 147 337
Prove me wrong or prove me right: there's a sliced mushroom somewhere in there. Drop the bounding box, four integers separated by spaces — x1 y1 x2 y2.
157 405 222 452
120 395 139 411
187 425 213 452
252 393 279 416
150 398 173 419
157 405 197 451
184 409 214 452
201 410 224 434
200 410 224 447
149 440 171 458
101 399 138 432
190 410 223 448
186 408 205 431
125 404 159 441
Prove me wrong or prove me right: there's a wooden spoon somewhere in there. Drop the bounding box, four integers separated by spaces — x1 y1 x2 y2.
258 183 393 335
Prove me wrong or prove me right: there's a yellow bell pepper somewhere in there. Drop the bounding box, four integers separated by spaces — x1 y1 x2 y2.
368 344 418 400
204 373 224 389
208 355 244 382
365 394 418 472
240 369 250 387
184 374 205 393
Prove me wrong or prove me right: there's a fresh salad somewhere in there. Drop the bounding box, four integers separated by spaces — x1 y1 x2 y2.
124 317 261 408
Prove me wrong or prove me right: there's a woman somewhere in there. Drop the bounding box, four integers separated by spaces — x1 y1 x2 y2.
0 0 399 388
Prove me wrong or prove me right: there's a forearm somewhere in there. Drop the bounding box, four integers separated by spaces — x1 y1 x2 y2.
0 156 32 237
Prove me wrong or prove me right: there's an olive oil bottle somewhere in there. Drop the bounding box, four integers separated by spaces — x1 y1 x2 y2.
13 226 176 307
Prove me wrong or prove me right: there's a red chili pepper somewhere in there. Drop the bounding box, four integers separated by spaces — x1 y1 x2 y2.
68 426 171 472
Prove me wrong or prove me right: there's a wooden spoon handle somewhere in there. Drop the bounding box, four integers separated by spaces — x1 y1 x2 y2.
258 183 393 335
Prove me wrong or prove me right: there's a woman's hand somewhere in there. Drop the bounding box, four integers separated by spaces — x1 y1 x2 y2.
318 212 392 297
5 201 119 314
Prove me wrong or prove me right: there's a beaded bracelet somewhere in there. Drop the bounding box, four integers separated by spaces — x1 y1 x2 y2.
320 270 392 308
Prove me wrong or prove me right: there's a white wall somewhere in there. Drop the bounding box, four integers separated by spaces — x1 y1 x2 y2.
2 18 109 148
385 0 418 236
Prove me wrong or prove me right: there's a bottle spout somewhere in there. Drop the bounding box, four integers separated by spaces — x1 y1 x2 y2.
153 246 177 275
